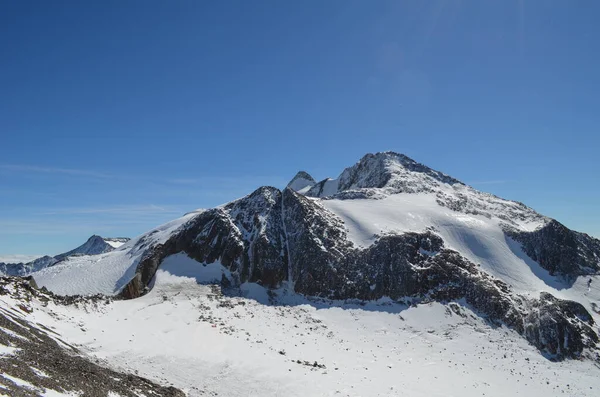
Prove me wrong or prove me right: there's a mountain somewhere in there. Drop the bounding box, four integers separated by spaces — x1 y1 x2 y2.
0 235 131 276
287 170 316 193
32 152 600 362
53 235 130 262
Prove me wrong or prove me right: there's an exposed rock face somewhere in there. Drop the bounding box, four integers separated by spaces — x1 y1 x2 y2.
506 220 600 276
337 151 463 192
282 190 353 294
524 292 598 357
119 186 599 359
0 276 184 397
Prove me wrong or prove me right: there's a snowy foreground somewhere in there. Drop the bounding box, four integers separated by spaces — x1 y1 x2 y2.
6 268 595 397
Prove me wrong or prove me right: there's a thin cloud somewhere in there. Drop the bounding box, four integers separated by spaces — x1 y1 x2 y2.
1 163 286 188
468 180 508 186
37 204 183 216
0 164 112 178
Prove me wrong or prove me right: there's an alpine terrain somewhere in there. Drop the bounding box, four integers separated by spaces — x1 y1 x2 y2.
2 152 599 396
0 236 130 276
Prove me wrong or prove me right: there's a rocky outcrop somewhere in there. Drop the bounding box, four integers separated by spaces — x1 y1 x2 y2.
524 292 598 357
337 152 463 192
506 219 600 276
118 186 599 360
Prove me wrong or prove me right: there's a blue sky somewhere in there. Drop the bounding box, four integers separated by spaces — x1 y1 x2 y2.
1 1 599 256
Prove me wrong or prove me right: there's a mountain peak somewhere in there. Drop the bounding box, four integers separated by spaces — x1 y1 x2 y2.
287 171 316 192
304 151 464 198
339 151 463 191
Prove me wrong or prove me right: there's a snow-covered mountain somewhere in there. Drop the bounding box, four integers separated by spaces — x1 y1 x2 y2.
25 151 600 395
0 235 130 276
287 170 316 193
53 235 130 261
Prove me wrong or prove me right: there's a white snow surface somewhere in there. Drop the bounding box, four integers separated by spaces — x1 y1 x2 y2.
287 176 315 193
0 344 19 357
9 269 598 397
32 211 202 296
157 253 232 285
104 239 127 249
321 193 600 320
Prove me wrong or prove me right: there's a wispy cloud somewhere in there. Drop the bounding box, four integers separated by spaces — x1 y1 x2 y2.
0 164 112 178
1 163 287 189
468 180 508 186
37 204 183 216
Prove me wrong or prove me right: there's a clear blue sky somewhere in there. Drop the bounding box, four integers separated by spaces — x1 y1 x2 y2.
1 1 599 256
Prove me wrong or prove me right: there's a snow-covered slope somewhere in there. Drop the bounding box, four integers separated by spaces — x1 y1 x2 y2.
54 235 131 261
33 212 201 295
32 152 600 361
103 237 129 249
0 277 184 396
286 171 316 193
17 266 600 396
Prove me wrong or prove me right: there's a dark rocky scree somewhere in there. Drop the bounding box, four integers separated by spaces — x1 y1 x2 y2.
0 276 184 397
121 186 599 360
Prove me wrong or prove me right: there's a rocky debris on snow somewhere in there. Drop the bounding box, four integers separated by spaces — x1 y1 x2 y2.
293 359 326 369
0 276 115 308
0 277 184 397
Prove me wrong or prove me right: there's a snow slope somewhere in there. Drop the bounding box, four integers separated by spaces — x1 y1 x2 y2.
103 238 129 249
33 212 202 296
321 193 600 324
21 262 600 397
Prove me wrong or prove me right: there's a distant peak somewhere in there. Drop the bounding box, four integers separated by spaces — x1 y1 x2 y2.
288 171 315 185
287 171 316 192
